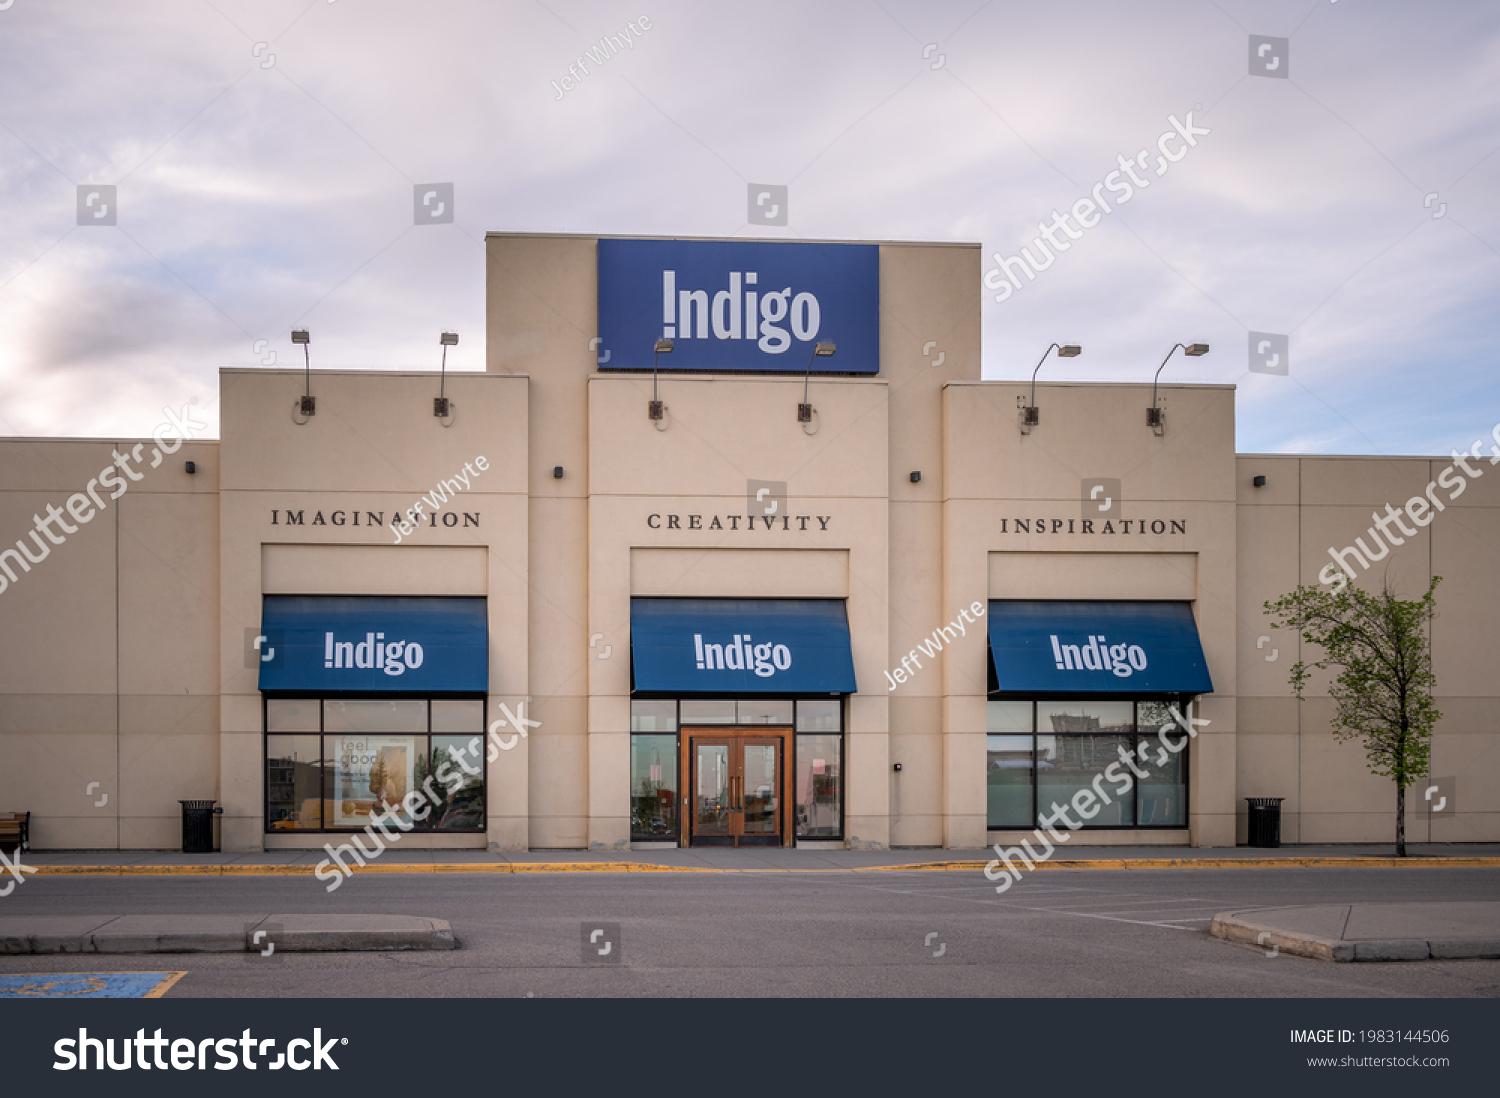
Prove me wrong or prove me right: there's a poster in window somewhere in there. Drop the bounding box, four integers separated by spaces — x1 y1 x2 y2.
333 736 415 827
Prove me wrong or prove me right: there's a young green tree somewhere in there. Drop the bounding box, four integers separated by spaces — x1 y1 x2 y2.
1264 576 1441 857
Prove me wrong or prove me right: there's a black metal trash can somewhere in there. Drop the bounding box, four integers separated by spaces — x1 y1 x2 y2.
179 800 218 854
1246 797 1284 848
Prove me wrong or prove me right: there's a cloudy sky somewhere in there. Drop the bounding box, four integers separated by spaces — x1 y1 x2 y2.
0 0 1495 455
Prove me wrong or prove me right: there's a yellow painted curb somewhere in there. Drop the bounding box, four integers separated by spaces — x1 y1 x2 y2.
866 857 1500 871
21 856 1499 877
24 861 717 877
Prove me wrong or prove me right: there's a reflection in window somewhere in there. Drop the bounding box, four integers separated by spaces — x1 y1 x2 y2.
324 698 427 734
795 734 841 838
987 699 1194 831
630 700 677 732
267 699 320 733
736 699 792 725
1137 701 1186 826
630 734 679 841
795 699 841 732
266 735 323 830
426 735 487 830
986 735 1033 828
431 699 484 733
987 700 1033 733
263 698 486 833
679 699 737 725
1036 732 1134 826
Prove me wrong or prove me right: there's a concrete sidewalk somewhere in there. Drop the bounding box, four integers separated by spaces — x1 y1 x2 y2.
1211 902 1500 962
9 843 1500 876
0 914 455 955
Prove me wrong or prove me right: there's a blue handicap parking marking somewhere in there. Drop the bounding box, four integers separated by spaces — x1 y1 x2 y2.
0 971 186 998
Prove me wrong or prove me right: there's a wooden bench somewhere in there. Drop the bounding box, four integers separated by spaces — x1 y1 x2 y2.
0 812 29 854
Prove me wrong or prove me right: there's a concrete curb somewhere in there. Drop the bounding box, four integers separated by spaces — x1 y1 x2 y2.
1210 911 1500 962
0 915 456 955
19 856 1500 877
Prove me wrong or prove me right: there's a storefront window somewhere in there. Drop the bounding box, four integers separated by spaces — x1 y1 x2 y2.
432 699 484 733
986 735 1033 829
986 699 1191 831
1036 701 1134 827
266 735 323 830
795 733 841 838
736 698 793 725
679 699 737 724
630 700 677 732
267 698 319 732
626 699 844 842
428 735 486 829
1136 700 1187 826
324 698 427 734
630 734 679 841
263 698 485 833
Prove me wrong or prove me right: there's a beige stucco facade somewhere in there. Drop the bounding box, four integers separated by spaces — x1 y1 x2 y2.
1 231 1495 852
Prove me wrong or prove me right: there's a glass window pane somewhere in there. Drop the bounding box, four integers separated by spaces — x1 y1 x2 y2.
987 701 1033 733
327 734 423 828
1036 730 1134 827
795 699 841 732
630 700 677 732
630 734 679 840
679 699 736 725
1136 702 1187 826
267 698 319 732
986 734 1033 828
795 734 841 838
431 700 483 733
737 699 792 725
267 735 323 830
324 699 427 734
1037 700 1134 735
1136 700 1180 738
423 736 486 830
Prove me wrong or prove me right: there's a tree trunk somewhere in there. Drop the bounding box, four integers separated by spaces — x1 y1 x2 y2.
1396 783 1406 858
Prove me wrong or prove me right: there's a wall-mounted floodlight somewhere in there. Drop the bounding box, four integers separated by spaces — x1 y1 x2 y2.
290 329 314 416
650 339 673 420
1148 342 1208 435
798 341 837 423
435 331 458 418
1020 343 1081 434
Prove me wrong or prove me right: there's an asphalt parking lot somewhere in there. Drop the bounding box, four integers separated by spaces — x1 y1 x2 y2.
3 866 1498 997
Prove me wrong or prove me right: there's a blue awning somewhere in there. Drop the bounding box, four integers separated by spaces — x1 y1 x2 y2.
987 600 1213 695
258 596 487 693
631 598 857 694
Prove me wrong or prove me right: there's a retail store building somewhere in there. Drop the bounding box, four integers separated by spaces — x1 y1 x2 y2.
1 232 1496 852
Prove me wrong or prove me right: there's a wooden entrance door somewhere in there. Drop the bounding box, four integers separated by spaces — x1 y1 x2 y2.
681 728 791 847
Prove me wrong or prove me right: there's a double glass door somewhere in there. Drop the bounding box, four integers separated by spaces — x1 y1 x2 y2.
683 729 789 846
